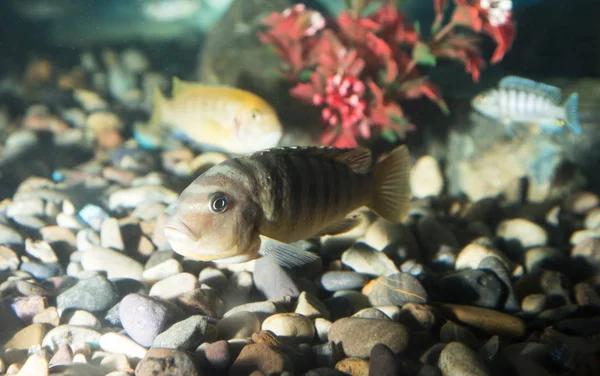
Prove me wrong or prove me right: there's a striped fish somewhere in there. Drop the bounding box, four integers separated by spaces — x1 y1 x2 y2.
164 145 411 268
471 75 581 135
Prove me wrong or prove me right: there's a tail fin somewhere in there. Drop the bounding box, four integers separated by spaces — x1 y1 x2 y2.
369 144 411 223
564 93 582 135
149 87 166 128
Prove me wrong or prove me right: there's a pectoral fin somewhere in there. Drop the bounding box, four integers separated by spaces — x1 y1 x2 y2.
316 215 362 237
258 235 321 268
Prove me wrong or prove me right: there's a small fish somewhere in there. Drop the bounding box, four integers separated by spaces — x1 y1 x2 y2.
149 77 283 154
471 75 582 135
164 145 411 268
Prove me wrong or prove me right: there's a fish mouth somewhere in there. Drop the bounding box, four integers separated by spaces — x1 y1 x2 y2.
164 216 200 242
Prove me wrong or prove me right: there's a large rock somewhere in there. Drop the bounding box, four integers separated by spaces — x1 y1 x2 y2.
196 0 323 143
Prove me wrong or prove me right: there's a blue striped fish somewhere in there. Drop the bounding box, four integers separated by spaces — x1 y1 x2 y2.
163 145 411 268
471 76 581 135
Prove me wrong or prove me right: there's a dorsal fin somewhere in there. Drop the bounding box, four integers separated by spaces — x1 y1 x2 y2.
251 146 372 173
172 76 235 97
499 76 562 103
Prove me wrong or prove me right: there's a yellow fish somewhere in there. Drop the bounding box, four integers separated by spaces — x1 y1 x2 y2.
164 144 411 268
146 77 283 154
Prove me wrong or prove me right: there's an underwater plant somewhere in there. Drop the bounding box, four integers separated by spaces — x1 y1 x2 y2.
258 0 516 147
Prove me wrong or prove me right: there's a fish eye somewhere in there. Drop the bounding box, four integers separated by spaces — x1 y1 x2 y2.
251 110 260 121
209 192 228 214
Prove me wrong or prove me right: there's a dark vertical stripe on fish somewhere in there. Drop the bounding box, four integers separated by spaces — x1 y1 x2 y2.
226 158 259 192
308 156 324 223
262 154 284 221
332 161 348 215
282 154 304 222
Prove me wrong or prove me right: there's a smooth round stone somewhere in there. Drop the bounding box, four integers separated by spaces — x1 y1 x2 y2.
108 186 178 210
521 294 547 315
6 198 45 217
100 332 147 360
198 267 228 291
217 311 261 340
142 259 182 284
0 223 23 245
24 239 58 263
524 247 568 273
410 155 444 199
363 219 409 251
440 321 481 349
135 348 201 376
261 313 316 344
149 272 199 300
197 340 231 372
437 304 526 338
319 271 367 292
438 269 504 309
76 229 101 251
119 293 184 347
21 261 63 279
0 245 20 271
352 307 389 320
229 343 294 375
365 273 428 306
397 303 437 331
224 301 277 319
176 288 225 318
455 241 512 271
17 354 48 376
341 242 399 277
566 191 599 214
62 310 101 329
335 357 369 375
369 343 399 376
100 218 125 251
584 207 600 229
152 315 211 350
438 341 491 376
12 215 47 230
41 325 102 352
3 323 48 350
328 317 409 358
496 219 548 249
253 255 300 300
80 247 143 280
97 353 131 374
315 318 332 342
57 274 119 313
375 305 401 321
295 291 331 320
131 202 168 221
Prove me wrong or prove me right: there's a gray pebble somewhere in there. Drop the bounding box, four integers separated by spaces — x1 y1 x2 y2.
217 311 261 340
328 317 410 358
0 223 23 246
367 273 428 306
118 293 184 347
253 255 300 300
478 256 520 312
80 247 143 280
20 261 63 280
223 301 277 320
341 242 399 277
438 341 490 376
438 269 505 309
57 274 118 313
319 271 367 292
152 315 211 350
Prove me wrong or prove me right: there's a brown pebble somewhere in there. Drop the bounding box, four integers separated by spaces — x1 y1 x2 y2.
575 282 600 307
336 357 369 376
436 303 526 338
135 348 200 376
229 343 293 376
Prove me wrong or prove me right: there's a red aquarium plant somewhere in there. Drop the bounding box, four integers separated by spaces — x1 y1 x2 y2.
259 0 516 147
